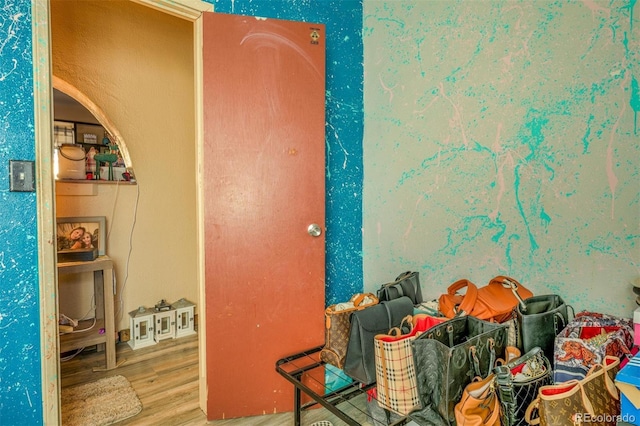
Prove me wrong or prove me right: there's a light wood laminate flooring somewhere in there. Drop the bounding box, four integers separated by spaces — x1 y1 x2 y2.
60 335 374 425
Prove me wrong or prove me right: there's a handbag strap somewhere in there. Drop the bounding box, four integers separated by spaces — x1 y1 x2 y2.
553 311 566 334
491 275 528 312
392 315 413 335
377 336 392 407
387 327 403 337
468 338 497 379
447 279 479 316
469 346 481 378
586 357 620 399
567 304 575 321
351 293 366 307
524 398 540 425
485 392 501 426
351 292 378 307
395 271 413 281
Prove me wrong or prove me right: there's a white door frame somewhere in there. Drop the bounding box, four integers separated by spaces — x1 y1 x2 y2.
33 1 212 423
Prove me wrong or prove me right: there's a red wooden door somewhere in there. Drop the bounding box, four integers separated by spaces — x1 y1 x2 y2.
202 13 326 420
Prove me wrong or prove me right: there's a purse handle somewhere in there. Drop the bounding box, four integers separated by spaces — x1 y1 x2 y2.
351 293 366 307
350 292 378 307
398 315 413 333
446 279 479 316
395 271 414 281
489 275 528 311
524 397 541 425
586 356 620 400
386 327 403 337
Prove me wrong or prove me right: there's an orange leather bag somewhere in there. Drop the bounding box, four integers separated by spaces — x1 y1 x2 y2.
439 276 533 323
454 374 501 426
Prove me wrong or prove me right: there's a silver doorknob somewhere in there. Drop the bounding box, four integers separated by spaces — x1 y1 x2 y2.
307 223 322 237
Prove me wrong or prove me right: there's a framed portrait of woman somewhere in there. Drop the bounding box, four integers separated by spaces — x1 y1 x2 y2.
56 216 106 256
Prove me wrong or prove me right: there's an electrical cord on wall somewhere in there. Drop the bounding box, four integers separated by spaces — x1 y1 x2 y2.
113 180 140 326
77 295 97 323
107 176 121 241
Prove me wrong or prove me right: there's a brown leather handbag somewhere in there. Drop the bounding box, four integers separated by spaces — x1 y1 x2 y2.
454 374 501 426
319 293 378 369
525 355 620 426
439 276 533 323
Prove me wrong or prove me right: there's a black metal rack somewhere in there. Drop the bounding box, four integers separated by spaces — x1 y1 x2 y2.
275 345 411 426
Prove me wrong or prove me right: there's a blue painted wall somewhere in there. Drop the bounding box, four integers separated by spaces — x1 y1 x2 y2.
210 0 365 305
4 0 637 424
0 1 44 424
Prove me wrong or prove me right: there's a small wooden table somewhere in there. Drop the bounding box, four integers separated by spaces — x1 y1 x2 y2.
58 256 116 370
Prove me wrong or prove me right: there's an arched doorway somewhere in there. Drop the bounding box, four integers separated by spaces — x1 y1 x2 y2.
34 1 211 423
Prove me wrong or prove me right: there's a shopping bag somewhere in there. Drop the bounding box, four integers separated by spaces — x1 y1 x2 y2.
409 316 508 426
374 314 446 415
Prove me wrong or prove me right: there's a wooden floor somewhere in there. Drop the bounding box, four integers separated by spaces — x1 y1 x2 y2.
60 335 374 425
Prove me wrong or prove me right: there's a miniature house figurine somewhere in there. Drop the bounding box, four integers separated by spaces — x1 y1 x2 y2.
172 298 197 338
154 301 176 342
128 306 156 350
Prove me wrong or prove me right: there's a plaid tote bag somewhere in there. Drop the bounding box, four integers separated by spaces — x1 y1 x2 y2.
374 314 446 416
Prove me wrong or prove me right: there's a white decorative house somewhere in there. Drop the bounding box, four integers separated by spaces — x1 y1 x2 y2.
172 298 197 338
154 305 176 342
128 299 197 350
128 306 156 350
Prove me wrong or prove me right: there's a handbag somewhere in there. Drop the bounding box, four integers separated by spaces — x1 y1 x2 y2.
319 293 379 369
580 356 621 425
439 276 533 323
343 296 414 385
494 346 553 426
553 311 633 383
516 294 573 360
525 356 620 426
409 315 508 426
376 271 423 305
374 314 447 415
454 374 501 426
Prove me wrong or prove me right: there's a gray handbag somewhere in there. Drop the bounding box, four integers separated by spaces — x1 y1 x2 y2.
376 271 423 305
516 294 573 360
342 296 414 385
409 316 508 426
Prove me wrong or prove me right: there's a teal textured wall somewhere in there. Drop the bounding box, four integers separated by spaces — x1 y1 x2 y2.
0 0 43 424
363 1 639 314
